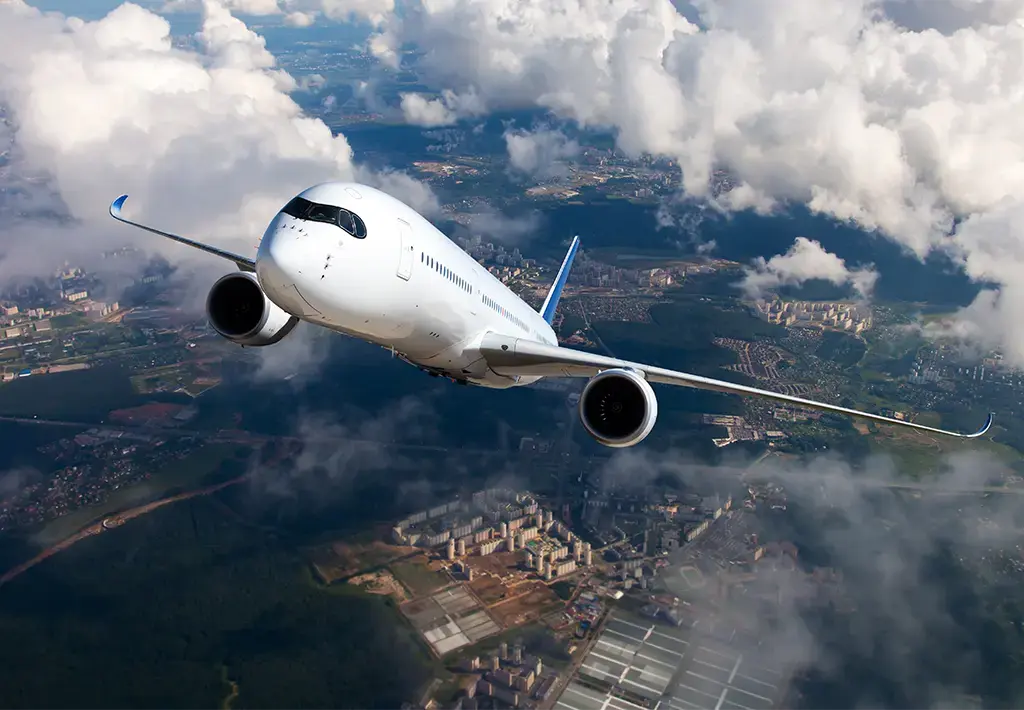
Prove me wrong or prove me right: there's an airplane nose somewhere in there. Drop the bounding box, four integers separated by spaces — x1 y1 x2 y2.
256 224 320 316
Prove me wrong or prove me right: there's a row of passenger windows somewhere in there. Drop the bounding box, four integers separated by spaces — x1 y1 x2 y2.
422 252 471 293
483 293 527 330
422 251 527 332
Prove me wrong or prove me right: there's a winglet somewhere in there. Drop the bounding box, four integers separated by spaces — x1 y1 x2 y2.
110 194 129 219
540 235 581 325
965 412 995 438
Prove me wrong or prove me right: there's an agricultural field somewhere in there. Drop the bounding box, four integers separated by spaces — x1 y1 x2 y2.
488 581 562 628
390 555 451 597
309 540 416 584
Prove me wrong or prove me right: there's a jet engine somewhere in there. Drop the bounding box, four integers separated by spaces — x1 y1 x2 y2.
206 272 298 346
578 368 658 448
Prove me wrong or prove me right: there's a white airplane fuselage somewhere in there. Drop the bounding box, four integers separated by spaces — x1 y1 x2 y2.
107 181 995 444
255 182 557 388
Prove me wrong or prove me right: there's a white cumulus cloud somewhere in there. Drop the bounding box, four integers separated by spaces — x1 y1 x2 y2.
348 0 1024 362
504 127 580 180
741 237 879 299
0 0 431 280
164 0 395 26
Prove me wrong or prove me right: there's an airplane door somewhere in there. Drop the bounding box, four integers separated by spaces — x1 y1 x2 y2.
396 219 414 281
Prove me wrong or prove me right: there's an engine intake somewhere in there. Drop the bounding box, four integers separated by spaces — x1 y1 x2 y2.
579 368 659 448
206 272 298 346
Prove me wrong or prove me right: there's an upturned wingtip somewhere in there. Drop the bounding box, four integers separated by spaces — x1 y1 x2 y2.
109 194 129 218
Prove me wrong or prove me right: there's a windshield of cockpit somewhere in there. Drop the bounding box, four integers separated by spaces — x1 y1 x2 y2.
281 196 366 238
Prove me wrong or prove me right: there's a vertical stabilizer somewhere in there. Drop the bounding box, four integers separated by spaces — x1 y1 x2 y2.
539 235 580 324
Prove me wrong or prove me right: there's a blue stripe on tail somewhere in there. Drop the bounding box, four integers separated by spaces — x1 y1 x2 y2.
540 235 581 324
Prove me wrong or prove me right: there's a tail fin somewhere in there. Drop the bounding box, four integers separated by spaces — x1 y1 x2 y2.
539 235 580 324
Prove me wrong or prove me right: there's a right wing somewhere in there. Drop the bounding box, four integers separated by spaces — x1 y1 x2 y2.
478 333 994 439
109 195 257 273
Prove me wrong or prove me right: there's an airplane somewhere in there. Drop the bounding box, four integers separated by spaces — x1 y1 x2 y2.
108 182 994 448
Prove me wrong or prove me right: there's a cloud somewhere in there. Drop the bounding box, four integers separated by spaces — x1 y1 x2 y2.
248 321 335 384
283 10 316 27
740 237 879 299
0 0 349 272
351 0 1024 362
504 127 580 180
163 0 395 25
399 88 486 127
162 0 284 15
245 395 437 505
458 206 543 246
295 73 327 92
654 196 717 253
596 446 1022 706
359 166 441 218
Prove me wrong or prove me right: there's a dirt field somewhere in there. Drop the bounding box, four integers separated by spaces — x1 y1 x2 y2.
348 570 409 602
310 540 417 583
469 574 510 605
470 551 526 579
488 581 562 627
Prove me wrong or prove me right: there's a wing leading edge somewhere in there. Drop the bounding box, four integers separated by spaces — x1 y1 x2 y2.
109 195 256 272
478 333 994 439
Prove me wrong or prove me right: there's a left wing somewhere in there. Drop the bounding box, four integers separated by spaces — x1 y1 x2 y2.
109 195 256 273
478 333 993 439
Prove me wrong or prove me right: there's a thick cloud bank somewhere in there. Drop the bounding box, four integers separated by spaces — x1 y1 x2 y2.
361 0 1024 360
600 447 1024 707
162 0 395 26
0 0 425 279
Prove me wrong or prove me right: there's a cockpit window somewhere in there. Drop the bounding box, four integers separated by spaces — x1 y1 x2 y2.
280 196 366 239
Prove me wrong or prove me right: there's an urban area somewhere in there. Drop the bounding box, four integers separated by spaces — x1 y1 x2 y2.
321 471 825 710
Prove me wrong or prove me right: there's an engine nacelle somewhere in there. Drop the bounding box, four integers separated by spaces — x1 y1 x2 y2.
206 272 299 346
579 368 659 448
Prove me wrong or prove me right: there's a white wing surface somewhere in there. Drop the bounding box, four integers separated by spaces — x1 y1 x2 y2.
109 195 257 272
477 333 993 439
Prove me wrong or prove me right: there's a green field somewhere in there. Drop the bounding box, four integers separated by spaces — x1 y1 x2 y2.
867 426 1021 478
389 559 449 598
0 364 148 419
50 313 88 329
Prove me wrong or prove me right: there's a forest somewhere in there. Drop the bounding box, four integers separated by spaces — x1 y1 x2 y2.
0 493 435 709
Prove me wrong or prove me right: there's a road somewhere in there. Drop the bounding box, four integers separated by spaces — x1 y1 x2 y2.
0 474 248 588
540 603 610 710
0 415 511 456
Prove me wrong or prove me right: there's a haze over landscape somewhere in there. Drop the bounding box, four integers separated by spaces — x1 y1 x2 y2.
0 0 1023 708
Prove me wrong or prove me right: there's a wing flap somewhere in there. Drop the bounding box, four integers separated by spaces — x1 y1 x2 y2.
109 195 257 273
478 333 993 439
